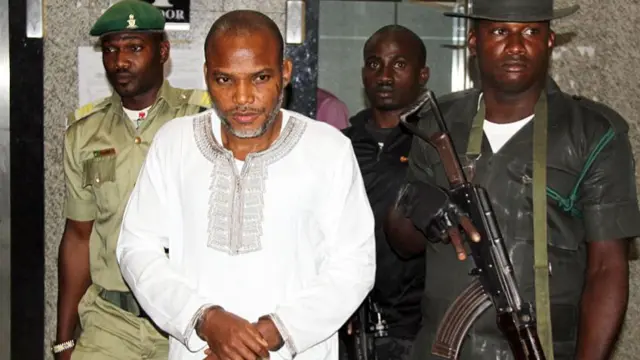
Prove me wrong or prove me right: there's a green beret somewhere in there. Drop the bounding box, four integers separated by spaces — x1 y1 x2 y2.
90 0 165 37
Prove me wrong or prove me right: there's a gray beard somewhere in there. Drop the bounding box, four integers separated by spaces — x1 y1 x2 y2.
216 90 285 139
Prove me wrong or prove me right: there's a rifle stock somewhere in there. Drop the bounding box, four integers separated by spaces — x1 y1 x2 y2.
399 91 546 360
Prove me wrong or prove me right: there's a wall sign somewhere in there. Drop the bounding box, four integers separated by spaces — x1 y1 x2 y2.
145 0 190 31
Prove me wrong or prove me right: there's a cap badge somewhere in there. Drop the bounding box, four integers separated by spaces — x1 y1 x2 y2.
126 14 137 29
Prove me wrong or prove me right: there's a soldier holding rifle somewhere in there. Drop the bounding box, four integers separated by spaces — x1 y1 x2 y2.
385 1 640 360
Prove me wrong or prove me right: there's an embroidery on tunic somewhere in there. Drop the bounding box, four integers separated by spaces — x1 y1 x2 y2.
193 111 307 255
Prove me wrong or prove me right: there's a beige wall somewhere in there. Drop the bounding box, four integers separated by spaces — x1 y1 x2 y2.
43 0 639 358
550 0 640 357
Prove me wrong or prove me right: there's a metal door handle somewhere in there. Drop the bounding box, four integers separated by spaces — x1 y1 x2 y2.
26 0 43 39
285 0 305 44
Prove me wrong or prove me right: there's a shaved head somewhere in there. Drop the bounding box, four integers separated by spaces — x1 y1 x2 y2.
202 10 292 141
205 10 284 64
364 25 426 66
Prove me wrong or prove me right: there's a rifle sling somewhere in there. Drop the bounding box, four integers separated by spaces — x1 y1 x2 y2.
465 93 554 360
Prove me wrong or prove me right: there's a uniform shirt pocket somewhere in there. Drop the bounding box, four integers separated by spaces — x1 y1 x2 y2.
83 155 119 214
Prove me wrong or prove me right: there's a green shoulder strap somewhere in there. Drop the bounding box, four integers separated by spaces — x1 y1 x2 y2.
466 93 555 360
532 94 554 360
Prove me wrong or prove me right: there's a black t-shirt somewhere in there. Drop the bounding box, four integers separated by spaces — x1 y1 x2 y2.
365 120 394 145
343 110 425 340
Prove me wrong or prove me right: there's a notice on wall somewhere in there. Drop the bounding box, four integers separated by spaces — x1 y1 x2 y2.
77 46 206 106
146 0 191 31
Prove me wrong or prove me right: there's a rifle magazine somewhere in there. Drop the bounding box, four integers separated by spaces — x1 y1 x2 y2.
431 279 491 359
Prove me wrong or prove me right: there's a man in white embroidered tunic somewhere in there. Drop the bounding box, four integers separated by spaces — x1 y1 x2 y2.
116 10 376 360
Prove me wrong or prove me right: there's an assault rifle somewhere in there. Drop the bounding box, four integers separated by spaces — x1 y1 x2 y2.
398 90 546 360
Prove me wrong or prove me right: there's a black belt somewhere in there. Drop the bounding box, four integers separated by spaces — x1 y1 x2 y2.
98 289 150 319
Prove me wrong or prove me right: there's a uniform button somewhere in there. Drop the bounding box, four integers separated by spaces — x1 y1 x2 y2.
95 177 100 184
134 136 142 144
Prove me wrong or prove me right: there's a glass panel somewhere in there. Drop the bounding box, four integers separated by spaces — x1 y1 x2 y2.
318 0 470 118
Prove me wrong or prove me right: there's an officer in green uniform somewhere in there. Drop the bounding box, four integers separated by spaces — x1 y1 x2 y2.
53 1 210 359
385 1 640 360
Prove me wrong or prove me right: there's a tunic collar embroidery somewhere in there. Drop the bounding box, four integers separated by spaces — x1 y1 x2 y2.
193 110 307 255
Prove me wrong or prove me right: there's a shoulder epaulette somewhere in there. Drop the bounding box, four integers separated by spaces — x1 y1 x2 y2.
572 95 629 133
67 97 111 128
185 89 212 109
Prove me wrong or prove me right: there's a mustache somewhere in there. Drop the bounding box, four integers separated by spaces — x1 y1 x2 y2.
375 85 394 92
230 106 263 115
213 87 285 117
502 56 529 65
108 69 133 77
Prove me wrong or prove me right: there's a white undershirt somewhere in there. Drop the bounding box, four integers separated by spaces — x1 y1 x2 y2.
478 93 534 153
483 115 534 153
123 106 152 127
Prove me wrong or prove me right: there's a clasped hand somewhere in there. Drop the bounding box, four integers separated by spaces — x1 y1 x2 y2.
199 308 282 360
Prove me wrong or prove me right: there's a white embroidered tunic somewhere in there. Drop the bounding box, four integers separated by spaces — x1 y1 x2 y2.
116 109 376 360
